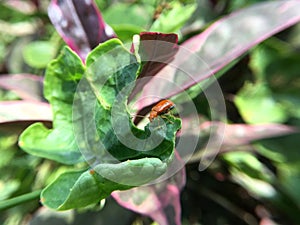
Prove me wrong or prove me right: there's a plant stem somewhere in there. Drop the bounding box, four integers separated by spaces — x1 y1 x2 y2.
0 189 42 211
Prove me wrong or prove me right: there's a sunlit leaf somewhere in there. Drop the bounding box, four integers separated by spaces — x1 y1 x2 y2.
235 82 288 124
19 47 85 164
22 41 56 69
150 2 197 33
19 38 181 210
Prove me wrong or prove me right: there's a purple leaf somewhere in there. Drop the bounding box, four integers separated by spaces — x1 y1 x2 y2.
201 122 299 148
48 0 116 60
136 32 178 80
130 32 178 122
136 1 300 111
0 74 43 101
187 121 299 163
179 118 299 166
112 152 186 225
0 101 52 123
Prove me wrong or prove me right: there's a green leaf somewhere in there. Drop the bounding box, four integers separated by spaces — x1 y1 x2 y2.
223 151 274 182
235 82 288 124
150 2 197 33
228 0 265 12
256 133 300 163
76 38 181 163
254 134 300 219
103 3 153 28
0 134 17 168
229 168 277 199
0 180 20 201
250 43 300 120
19 123 82 164
41 158 167 210
22 41 56 68
111 24 144 42
19 46 85 164
0 4 31 23
20 38 181 209
277 162 300 205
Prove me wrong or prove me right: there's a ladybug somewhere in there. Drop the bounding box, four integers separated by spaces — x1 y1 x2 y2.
149 99 175 122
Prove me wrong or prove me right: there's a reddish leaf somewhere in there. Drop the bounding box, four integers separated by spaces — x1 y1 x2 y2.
135 1 300 111
0 101 52 123
0 74 43 101
187 121 299 164
48 0 116 60
129 32 178 102
138 32 178 79
200 122 299 148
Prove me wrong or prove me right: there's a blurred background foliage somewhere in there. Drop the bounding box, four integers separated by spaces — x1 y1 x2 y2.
0 0 300 225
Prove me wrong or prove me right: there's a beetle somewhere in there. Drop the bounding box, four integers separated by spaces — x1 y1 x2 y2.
149 99 175 122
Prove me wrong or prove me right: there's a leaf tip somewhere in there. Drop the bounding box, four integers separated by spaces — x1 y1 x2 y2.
40 197 45 204
89 169 96 175
18 140 24 147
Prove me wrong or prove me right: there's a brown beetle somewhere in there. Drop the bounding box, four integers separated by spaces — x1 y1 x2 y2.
149 99 175 122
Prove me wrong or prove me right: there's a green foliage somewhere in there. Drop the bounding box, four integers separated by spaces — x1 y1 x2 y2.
235 40 300 122
19 39 181 210
0 132 42 224
0 135 20 201
227 37 300 224
0 4 31 23
150 2 197 33
223 152 274 182
103 3 153 41
19 47 85 164
2 0 300 224
103 3 153 28
235 82 288 123
22 41 56 69
227 0 265 11
41 158 167 210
